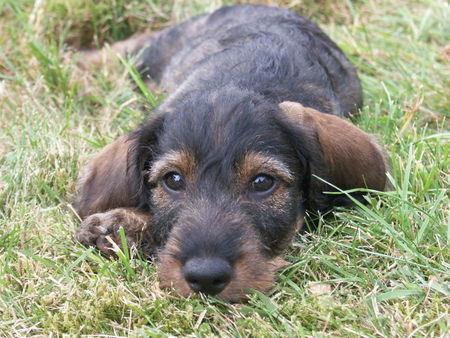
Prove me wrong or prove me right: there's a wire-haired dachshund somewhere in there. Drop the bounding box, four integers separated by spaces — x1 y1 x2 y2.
74 5 387 301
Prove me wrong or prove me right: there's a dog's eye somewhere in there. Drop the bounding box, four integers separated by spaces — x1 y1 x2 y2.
163 172 185 191
250 174 275 193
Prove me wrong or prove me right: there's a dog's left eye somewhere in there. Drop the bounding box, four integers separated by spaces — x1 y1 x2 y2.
162 172 185 192
250 174 276 194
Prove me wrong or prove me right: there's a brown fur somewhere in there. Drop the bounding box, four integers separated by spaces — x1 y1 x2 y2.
77 31 154 69
147 150 198 210
151 185 175 210
220 253 287 302
157 236 192 298
236 151 295 212
75 135 137 219
237 152 294 185
157 225 287 302
74 102 387 300
279 101 386 210
73 5 388 302
75 207 151 256
149 150 198 184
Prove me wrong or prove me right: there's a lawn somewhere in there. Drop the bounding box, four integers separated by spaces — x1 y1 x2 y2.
0 0 449 336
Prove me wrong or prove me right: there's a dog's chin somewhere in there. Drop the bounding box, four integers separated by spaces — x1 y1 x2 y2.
157 247 289 302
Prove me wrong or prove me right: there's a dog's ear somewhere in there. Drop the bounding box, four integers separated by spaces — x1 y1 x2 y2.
75 114 165 219
74 135 139 219
278 101 387 213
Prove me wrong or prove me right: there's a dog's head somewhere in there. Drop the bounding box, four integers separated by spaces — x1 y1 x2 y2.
77 88 386 301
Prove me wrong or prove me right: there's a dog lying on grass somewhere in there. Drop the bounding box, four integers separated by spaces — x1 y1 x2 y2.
74 5 387 302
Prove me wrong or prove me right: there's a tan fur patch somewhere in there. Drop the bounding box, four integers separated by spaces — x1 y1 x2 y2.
218 247 288 302
295 215 304 232
75 207 151 256
236 151 293 213
151 185 175 209
157 235 192 297
237 152 294 185
149 150 197 184
267 185 291 210
157 227 288 302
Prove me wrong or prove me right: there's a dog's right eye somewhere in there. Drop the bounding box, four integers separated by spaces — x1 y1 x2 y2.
162 172 185 191
250 174 276 193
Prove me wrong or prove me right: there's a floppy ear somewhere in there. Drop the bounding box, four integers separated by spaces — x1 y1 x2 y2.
75 113 165 219
278 101 387 213
74 135 140 219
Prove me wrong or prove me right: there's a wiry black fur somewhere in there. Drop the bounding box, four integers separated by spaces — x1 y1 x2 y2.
75 5 377 298
129 6 363 255
133 87 307 254
137 5 362 117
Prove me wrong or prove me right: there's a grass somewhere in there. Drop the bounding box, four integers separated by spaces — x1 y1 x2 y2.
0 0 448 336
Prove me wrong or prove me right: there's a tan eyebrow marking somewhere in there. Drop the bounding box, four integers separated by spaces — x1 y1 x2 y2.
149 150 197 183
237 152 294 184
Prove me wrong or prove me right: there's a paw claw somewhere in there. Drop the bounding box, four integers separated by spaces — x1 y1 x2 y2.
74 209 148 257
97 225 108 234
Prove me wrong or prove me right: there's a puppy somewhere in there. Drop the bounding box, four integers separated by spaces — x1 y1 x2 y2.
74 5 387 301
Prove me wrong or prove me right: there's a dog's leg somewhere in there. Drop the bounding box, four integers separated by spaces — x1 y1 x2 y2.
77 30 155 69
73 117 165 257
75 207 151 256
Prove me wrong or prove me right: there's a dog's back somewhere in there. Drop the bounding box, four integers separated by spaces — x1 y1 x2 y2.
137 5 362 117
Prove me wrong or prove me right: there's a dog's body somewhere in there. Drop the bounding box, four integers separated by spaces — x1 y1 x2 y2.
137 5 362 117
75 5 386 301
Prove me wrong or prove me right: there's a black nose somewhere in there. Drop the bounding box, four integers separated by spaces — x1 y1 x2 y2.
183 257 232 295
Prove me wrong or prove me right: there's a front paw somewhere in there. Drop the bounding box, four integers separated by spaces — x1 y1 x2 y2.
75 209 146 256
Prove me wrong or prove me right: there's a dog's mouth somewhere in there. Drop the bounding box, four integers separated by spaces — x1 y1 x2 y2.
156 235 288 302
